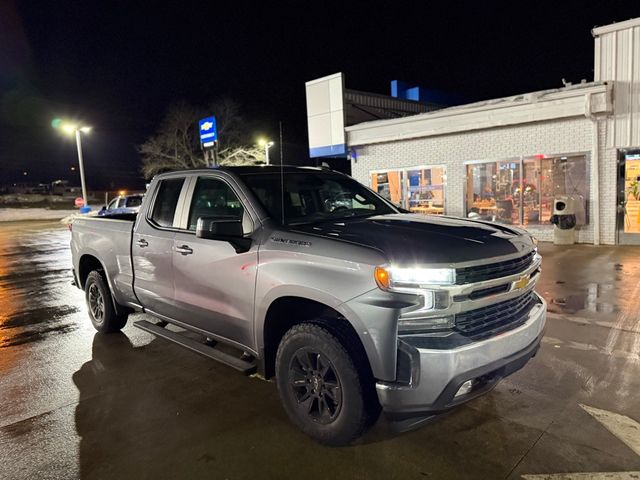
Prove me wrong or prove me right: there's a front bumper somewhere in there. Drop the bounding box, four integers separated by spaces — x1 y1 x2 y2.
377 293 546 418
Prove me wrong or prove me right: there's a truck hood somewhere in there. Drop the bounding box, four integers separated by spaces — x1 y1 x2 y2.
292 214 534 265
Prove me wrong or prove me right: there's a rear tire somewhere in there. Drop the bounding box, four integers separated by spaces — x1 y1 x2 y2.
85 270 128 333
275 323 372 446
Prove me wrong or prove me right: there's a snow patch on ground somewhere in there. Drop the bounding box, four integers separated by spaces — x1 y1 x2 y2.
0 207 100 222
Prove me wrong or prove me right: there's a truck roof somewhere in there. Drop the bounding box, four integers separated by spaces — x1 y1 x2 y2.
154 165 337 179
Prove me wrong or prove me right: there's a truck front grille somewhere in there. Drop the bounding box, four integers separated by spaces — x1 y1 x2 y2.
455 252 535 285
455 292 538 339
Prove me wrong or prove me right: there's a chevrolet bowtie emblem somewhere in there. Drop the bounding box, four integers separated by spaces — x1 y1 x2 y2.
514 275 529 290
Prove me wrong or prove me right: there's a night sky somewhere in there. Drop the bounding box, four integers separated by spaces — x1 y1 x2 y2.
1 1 638 190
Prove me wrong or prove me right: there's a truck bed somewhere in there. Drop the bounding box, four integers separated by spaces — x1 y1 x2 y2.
71 215 138 308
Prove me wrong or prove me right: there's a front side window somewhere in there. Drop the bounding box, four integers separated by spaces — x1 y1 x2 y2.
150 178 185 227
187 177 244 231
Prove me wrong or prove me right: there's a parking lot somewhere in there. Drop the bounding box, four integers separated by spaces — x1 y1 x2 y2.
1 220 639 480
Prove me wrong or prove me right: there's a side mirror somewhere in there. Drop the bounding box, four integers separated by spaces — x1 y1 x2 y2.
196 217 251 253
196 217 243 239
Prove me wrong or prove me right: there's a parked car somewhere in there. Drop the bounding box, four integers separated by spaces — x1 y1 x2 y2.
70 166 545 446
98 194 144 216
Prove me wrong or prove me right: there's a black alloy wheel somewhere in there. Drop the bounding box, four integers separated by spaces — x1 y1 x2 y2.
289 348 343 424
84 270 128 333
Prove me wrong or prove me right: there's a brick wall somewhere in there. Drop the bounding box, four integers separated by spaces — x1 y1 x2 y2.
351 117 618 245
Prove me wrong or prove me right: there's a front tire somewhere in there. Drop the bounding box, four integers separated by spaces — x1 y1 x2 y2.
275 323 371 446
85 270 128 333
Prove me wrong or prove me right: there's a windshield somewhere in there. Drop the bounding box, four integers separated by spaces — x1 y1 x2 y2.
240 171 397 225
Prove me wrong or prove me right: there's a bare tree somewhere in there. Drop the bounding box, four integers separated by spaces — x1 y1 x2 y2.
139 99 264 178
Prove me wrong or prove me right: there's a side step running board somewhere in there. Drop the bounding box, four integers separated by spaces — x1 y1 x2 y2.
133 320 256 375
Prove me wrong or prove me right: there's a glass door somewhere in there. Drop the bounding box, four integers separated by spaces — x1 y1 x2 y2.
617 149 640 245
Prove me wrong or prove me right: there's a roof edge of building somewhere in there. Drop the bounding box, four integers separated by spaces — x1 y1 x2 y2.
592 17 640 37
346 82 612 146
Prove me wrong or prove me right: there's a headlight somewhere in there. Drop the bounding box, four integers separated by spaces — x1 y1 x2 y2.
530 234 538 247
374 266 454 333
375 266 456 290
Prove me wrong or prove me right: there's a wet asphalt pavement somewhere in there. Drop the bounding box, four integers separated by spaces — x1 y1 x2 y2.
1 220 639 480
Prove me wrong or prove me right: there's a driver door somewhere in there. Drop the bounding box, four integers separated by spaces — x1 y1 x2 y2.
171 174 258 351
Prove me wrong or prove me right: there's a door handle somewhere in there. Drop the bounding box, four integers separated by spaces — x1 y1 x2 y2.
175 245 193 255
136 239 149 248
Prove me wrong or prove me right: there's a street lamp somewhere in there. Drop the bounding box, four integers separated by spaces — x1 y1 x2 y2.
54 120 92 210
258 138 274 165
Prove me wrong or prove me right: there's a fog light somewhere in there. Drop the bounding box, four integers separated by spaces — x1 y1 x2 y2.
455 380 475 398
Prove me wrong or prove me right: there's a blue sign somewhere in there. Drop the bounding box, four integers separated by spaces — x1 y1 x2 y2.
199 116 217 148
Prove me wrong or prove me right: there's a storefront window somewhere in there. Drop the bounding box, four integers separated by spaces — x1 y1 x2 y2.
406 167 445 215
522 158 545 225
466 161 520 224
370 167 446 214
466 154 589 226
370 171 404 206
522 155 588 225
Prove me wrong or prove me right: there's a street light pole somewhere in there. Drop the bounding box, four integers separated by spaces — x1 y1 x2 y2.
75 129 88 207
259 138 275 165
54 120 92 211
265 142 271 165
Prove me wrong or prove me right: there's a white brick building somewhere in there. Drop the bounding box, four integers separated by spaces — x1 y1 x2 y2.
312 18 640 245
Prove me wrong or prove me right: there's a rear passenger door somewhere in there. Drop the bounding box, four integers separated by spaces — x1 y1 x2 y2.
171 174 259 351
132 176 187 318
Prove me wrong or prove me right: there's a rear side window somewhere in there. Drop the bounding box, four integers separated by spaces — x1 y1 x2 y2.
126 196 142 207
150 178 185 227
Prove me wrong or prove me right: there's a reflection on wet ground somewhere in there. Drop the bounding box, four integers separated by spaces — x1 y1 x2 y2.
0 221 639 480
0 222 80 349
541 245 639 316
548 287 617 315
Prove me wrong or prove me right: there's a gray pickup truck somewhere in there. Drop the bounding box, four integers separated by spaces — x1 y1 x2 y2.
70 166 546 445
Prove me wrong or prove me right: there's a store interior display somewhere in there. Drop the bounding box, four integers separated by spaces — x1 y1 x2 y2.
370 167 445 215
623 155 640 234
466 155 589 227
